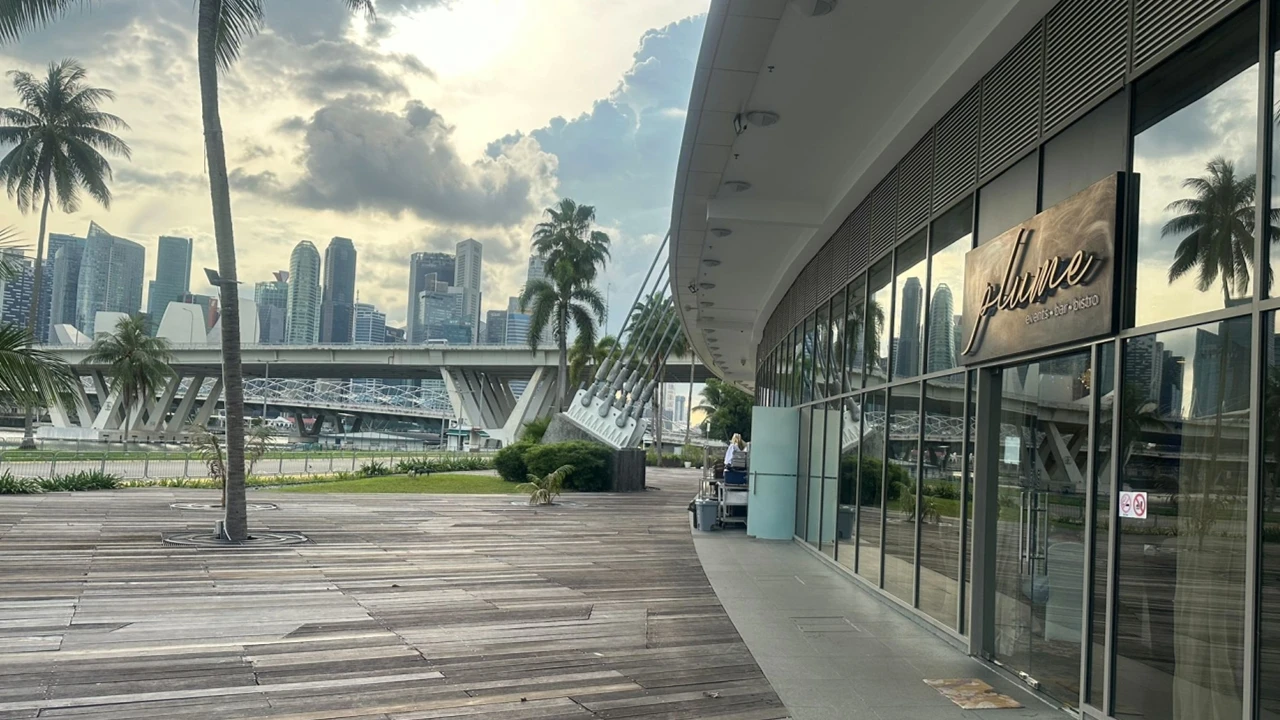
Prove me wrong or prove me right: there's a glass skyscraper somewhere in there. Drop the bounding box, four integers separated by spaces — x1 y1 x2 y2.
320 236 357 343
146 236 193 329
254 271 289 344
406 251 455 344
286 241 322 344
74 222 145 337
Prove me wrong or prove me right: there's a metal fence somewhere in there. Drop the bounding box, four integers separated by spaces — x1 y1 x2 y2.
0 450 491 481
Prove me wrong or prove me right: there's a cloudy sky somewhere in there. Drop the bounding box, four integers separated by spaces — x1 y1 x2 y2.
0 0 708 333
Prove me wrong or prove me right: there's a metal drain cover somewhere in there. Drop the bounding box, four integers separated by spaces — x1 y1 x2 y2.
163 530 308 548
171 502 279 511
508 500 587 507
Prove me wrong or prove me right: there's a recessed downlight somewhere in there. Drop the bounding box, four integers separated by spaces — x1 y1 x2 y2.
702 258 721 267
709 228 732 238
722 180 751 193
699 282 716 290
700 301 714 307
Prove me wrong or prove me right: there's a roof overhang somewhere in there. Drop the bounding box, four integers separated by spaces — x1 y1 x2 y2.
670 0 1061 388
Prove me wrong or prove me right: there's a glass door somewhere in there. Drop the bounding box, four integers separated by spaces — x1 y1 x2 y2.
992 349 1092 707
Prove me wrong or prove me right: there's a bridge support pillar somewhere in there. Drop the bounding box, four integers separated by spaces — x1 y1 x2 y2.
442 367 558 446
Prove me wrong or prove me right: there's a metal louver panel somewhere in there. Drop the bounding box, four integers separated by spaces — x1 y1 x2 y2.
897 131 933 237
869 171 898 259
816 242 837 304
1044 0 1127 131
980 24 1043 178
1133 0 1234 69
933 87 980 212
847 202 871 280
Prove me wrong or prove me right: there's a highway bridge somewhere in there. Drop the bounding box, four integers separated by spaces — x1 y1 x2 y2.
40 344 712 446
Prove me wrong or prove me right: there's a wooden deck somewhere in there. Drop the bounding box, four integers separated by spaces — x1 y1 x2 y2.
0 470 788 720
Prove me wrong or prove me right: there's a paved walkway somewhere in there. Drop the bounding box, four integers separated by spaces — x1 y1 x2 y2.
0 469 785 719
694 529 1063 720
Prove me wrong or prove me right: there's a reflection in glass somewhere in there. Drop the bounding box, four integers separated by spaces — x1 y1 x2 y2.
893 233 927 380
806 406 824 546
867 260 892 386
802 315 815 404
883 382 921 603
1262 313 1280 719
845 276 867 391
928 198 972 374
1131 6 1259 327
1115 319 1250 719
964 370 976 633
818 401 841 558
859 389 887 585
837 394 862 572
919 373 966 629
1087 342 1114 708
830 291 846 397
795 406 812 540
814 302 830 401
994 350 1093 708
792 326 803 403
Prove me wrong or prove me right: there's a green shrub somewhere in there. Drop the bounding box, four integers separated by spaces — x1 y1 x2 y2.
525 441 613 492
39 470 120 492
923 482 961 500
392 455 495 475
0 472 43 494
495 442 533 483
520 416 552 443
359 461 390 478
681 444 705 468
837 455 905 506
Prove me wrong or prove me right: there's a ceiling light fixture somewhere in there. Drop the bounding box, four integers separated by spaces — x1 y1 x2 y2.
699 282 716 290
792 0 837 16
744 110 780 127
709 228 732 238
700 301 714 307
722 180 751 193
702 258 722 267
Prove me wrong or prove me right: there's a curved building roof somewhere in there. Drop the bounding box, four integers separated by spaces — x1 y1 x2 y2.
669 0 1057 386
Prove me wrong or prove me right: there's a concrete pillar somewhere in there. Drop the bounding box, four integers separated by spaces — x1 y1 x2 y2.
167 374 207 434
191 377 224 429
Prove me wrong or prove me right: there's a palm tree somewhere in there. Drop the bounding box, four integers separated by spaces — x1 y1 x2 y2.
0 0 373 542
0 59 129 449
568 334 617 388
522 199 610 409
1163 157 1280 301
694 378 753 443
85 315 174 448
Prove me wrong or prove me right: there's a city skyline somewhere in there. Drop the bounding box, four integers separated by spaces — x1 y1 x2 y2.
0 2 705 335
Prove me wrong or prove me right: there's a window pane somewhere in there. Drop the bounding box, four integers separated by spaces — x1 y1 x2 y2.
859 389 887 585
1042 92 1126 209
977 152 1038 245
845 276 867 391
830 290 847 396
1114 318 1251 718
867 259 892 385
1259 312 1280 719
815 302 830 400
819 401 841 559
802 315 815 404
919 372 966 629
893 232 927 380
1131 6 1259 327
884 381 921 603
836 393 861 573
964 370 976 633
928 198 973 374
806 407 824 546
792 327 802 403
1087 341 1115 707
796 406 812 539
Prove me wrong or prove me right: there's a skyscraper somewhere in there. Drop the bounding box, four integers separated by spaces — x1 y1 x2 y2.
418 284 469 343
0 250 33 327
485 309 507 344
146 236 193 328
255 271 289 344
895 276 923 378
320 236 357 343
286 241 322 344
406 251 455 344
44 233 83 342
505 296 531 346
75 222 145 337
526 254 547 285
454 238 483 340
352 302 386 344
926 284 955 374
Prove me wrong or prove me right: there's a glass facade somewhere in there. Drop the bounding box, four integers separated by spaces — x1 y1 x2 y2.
750 4 1280 717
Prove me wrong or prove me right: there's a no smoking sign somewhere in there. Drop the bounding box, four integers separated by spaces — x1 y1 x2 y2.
1118 491 1148 519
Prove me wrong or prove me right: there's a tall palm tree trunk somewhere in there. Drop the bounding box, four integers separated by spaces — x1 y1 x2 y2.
557 317 568 410
199 0 248 541
18 177 51 450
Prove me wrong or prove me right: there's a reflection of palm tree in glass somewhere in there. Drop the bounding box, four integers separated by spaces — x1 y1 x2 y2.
862 296 886 378
1163 157 1280 300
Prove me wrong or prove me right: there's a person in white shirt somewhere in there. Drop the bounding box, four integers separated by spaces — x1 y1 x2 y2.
724 433 746 467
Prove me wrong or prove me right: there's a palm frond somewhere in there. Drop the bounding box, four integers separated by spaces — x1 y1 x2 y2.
0 322 77 408
0 0 84 44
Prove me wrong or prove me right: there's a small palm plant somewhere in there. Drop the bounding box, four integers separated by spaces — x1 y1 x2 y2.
517 464 573 506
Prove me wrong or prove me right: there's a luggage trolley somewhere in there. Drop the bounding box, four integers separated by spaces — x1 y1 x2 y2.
716 456 750 527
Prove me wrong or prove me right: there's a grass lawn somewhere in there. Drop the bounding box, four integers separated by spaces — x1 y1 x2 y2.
279 473 518 494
